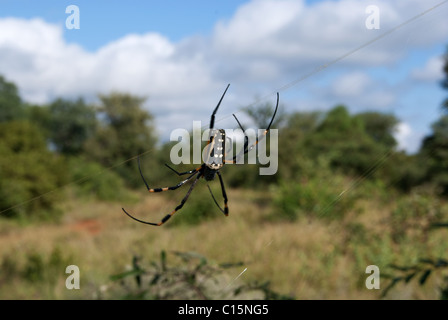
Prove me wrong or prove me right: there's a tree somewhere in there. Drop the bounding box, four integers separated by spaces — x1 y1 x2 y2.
420 115 448 194
47 98 97 155
242 99 285 129
419 45 448 195
354 112 398 149
276 110 322 180
84 92 157 186
0 75 24 123
442 46 448 112
304 105 386 177
0 121 67 219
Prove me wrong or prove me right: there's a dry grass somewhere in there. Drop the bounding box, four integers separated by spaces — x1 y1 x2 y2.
0 187 447 299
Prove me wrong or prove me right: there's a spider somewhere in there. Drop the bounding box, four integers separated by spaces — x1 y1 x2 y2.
122 84 279 226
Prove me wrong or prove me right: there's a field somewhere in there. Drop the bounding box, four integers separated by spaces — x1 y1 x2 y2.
1 183 447 300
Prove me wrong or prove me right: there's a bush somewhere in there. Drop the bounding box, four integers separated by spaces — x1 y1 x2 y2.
67 157 134 202
0 121 68 220
167 182 224 227
271 157 357 221
105 251 294 300
389 188 447 243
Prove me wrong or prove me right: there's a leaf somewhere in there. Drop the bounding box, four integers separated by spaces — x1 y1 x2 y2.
381 277 403 298
388 264 417 272
435 259 448 268
419 258 435 266
150 274 161 286
219 262 245 269
161 250 167 271
404 272 417 283
419 269 432 285
430 222 448 229
109 269 145 281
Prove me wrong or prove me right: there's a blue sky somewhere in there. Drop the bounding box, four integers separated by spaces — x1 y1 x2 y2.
1 0 249 49
0 0 447 153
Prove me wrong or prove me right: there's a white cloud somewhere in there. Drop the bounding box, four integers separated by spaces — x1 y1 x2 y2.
393 122 423 154
411 55 445 82
0 17 221 115
331 72 372 97
210 0 448 80
314 71 396 111
0 0 447 149
0 18 90 103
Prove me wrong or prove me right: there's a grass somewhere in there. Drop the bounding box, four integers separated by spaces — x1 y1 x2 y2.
0 185 447 299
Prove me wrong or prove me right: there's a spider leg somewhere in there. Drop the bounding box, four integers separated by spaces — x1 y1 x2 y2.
122 173 202 226
206 171 229 216
229 92 279 163
137 156 198 192
209 83 230 130
165 163 202 176
228 113 249 164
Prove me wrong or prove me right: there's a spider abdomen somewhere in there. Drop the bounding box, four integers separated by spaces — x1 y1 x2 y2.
204 129 225 172
203 166 218 181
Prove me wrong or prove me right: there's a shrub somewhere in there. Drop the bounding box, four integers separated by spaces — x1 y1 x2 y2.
271 158 357 221
389 189 447 243
167 183 223 227
106 251 294 300
67 157 134 202
0 121 68 220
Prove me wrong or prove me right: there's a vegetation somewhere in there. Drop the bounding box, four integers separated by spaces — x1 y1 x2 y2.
106 250 292 299
0 47 448 299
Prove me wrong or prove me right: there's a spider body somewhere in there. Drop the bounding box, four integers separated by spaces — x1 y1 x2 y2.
204 128 226 174
203 164 220 181
122 84 279 226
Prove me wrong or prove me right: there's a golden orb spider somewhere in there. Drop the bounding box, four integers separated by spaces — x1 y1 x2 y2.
122 84 279 226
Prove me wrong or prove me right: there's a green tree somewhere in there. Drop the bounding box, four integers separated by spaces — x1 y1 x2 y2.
276 110 322 180
419 45 448 195
84 92 157 186
242 98 285 129
442 46 448 112
46 98 97 155
420 115 448 194
354 112 398 149
304 105 386 176
0 121 67 219
0 75 24 123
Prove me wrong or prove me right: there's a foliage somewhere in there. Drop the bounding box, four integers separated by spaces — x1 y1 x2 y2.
0 121 68 220
389 189 447 243
0 247 73 299
377 152 427 192
420 115 448 195
67 157 134 202
382 258 448 299
84 92 158 187
354 111 398 149
222 162 265 188
21 247 72 283
418 45 448 195
271 157 358 221
106 250 294 300
382 204 448 299
47 98 97 155
241 98 286 129
0 75 24 123
442 47 448 111
167 181 225 227
303 105 389 177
